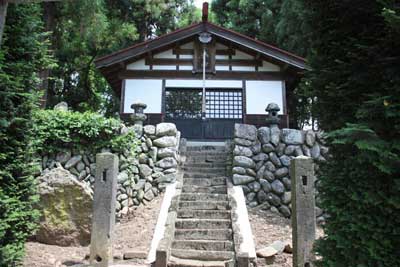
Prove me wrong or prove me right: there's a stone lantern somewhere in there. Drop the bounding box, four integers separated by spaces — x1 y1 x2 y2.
130 102 147 126
265 102 280 127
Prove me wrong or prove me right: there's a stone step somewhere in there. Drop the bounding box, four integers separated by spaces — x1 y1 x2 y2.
180 193 228 202
184 163 226 168
182 185 227 194
183 178 226 187
186 152 228 157
183 178 226 186
174 229 233 241
171 249 234 261
185 157 227 163
186 146 227 152
183 173 225 179
182 166 226 172
175 219 231 230
179 201 230 210
172 240 233 252
168 256 232 267
177 210 231 220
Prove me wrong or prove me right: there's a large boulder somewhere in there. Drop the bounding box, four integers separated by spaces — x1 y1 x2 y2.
258 127 271 144
233 145 253 157
36 167 93 246
232 174 255 185
143 125 156 136
157 147 177 159
233 156 255 169
281 129 304 145
155 157 178 169
153 136 177 148
156 123 177 137
234 124 257 141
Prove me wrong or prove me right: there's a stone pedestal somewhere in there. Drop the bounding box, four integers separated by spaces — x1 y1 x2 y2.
90 153 119 267
290 156 316 267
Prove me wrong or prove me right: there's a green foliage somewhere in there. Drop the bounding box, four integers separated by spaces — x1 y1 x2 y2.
301 1 400 266
0 4 52 265
46 0 198 114
211 0 310 57
32 110 138 155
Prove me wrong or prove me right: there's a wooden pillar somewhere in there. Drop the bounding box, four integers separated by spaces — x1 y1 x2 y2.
290 156 316 267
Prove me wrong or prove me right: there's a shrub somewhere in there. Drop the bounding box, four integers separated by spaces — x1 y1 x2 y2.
32 109 138 155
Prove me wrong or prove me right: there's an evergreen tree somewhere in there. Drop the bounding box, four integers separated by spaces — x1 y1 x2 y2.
45 0 198 114
0 3 52 265
211 0 309 57
303 1 400 266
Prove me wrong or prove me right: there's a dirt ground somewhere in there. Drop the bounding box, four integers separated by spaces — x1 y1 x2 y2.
248 207 324 267
23 194 164 267
24 193 323 267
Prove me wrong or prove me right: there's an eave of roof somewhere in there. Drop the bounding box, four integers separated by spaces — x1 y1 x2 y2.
95 22 306 70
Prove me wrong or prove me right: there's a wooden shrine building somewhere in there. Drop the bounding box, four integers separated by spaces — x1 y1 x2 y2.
95 3 306 140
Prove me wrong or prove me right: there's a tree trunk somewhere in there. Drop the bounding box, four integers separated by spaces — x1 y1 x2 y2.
39 1 56 108
0 0 8 45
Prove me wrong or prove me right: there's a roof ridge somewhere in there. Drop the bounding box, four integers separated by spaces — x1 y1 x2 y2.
95 22 203 63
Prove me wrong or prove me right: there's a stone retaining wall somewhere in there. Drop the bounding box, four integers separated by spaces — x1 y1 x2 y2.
231 123 328 221
40 122 181 216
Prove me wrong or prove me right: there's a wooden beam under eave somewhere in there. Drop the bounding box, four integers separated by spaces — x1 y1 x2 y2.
118 70 284 81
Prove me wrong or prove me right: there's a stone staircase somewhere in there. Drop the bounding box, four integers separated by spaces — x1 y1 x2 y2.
155 144 255 267
169 145 235 267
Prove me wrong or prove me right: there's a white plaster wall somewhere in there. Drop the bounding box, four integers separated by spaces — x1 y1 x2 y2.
232 66 256 71
126 59 149 70
179 65 193 70
180 54 193 59
153 65 176 70
215 65 230 71
246 81 283 114
165 80 242 88
123 79 162 113
216 54 229 60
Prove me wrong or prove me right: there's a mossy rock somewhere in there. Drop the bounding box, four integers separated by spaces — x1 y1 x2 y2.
36 167 93 246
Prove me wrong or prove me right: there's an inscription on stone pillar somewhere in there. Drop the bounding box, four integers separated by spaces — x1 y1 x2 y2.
290 156 316 267
90 153 119 267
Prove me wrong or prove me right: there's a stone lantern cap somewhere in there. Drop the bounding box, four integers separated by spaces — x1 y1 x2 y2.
265 103 280 114
265 102 280 127
131 102 147 114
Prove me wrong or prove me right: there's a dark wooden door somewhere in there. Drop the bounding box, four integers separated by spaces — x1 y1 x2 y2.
164 88 243 140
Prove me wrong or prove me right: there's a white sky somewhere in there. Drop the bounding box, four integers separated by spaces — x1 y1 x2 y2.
194 0 209 8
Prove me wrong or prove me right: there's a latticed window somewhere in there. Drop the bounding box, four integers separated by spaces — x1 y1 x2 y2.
205 90 242 119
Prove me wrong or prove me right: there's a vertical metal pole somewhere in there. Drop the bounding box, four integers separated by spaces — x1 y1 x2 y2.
202 45 206 119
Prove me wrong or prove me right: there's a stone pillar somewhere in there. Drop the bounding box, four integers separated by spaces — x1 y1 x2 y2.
290 156 316 267
90 153 119 267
